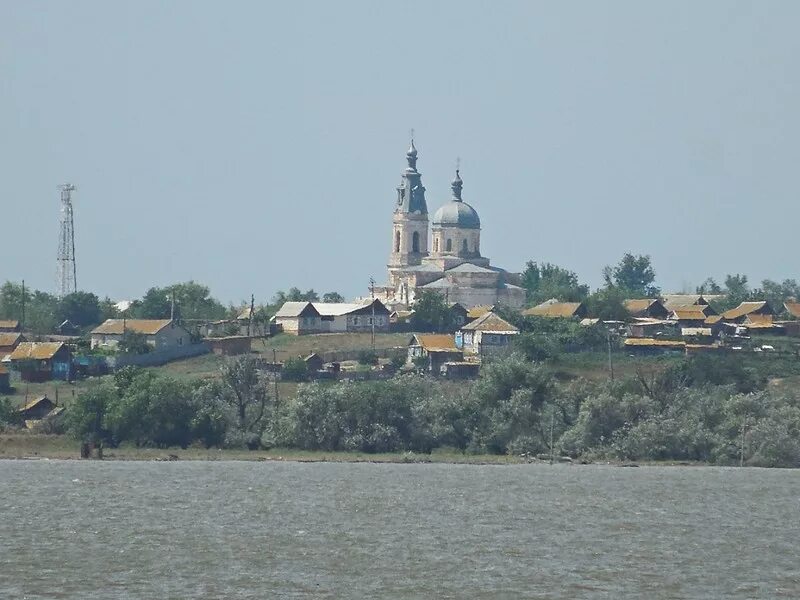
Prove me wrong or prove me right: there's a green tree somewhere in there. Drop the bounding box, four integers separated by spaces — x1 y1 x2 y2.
521 261 589 306
135 287 173 319
66 382 117 444
696 277 723 295
410 290 452 332
762 279 800 312
117 330 151 355
604 253 660 297
322 291 345 303
282 356 309 382
585 286 629 321
57 291 101 327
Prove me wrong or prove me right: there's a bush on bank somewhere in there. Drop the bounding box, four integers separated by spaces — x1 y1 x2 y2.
55 353 800 467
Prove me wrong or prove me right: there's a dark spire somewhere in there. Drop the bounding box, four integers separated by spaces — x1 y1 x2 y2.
451 169 463 201
406 138 418 171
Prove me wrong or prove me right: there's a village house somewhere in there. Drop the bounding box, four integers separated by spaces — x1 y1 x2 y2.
407 334 463 374
90 319 191 350
669 304 718 328
660 294 723 312
0 332 25 360
456 312 519 356
783 301 800 320
624 338 686 355
742 314 784 336
7 342 72 382
273 300 390 335
624 299 669 320
523 299 587 319
722 301 774 324
0 319 20 333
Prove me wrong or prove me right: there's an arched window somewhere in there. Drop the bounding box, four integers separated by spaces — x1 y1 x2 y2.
433 237 439 252
412 231 420 253
462 239 468 254
394 231 401 252
446 238 452 252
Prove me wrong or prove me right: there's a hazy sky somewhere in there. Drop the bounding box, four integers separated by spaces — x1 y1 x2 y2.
3 1 799 304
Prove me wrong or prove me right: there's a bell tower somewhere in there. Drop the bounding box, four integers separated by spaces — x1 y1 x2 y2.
388 139 429 272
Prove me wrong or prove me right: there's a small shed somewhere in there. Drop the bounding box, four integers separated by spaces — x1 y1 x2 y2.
206 336 251 356
304 353 325 372
17 396 56 421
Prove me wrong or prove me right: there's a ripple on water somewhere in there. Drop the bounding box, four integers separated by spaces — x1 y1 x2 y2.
0 461 799 599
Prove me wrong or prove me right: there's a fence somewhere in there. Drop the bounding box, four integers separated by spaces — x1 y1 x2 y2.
108 343 210 369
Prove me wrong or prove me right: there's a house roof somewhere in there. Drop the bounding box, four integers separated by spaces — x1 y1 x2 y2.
705 315 723 324
18 396 54 413
411 334 460 352
273 302 320 318
0 332 23 347
312 299 387 317
624 338 685 348
0 320 20 330
467 305 494 319
784 302 800 318
722 301 772 320
9 342 65 361
671 306 712 320
624 299 665 316
461 312 519 333
91 319 173 335
661 295 708 311
523 301 584 318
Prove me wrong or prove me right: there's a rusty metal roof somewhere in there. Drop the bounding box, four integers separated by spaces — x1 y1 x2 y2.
411 334 459 352
784 302 800 318
461 312 519 333
722 301 772 320
523 302 584 318
91 319 173 335
467 305 494 319
9 342 65 361
18 396 54 413
0 332 23 347
624 299 665 316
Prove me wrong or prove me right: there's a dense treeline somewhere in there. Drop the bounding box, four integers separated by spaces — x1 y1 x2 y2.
48 353 800 468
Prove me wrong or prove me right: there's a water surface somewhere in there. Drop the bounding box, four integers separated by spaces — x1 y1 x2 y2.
1 461 798 599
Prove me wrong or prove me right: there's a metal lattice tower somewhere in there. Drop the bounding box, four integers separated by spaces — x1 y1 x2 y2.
57 183 77 298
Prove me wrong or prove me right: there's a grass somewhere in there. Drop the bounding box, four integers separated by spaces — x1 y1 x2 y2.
0 433 530 464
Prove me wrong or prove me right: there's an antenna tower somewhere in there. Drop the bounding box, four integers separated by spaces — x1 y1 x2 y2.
57 183 77 298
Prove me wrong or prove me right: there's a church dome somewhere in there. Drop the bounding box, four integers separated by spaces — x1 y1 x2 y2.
433 201 480 229
432 170 480 229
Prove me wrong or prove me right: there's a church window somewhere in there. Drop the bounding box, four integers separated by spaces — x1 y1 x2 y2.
462 239 468 254
394 231 401 252
412 231 420 253
446 238 452 252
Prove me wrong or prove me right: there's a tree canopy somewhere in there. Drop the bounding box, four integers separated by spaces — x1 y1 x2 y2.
604 253 660 298
521 261 589 306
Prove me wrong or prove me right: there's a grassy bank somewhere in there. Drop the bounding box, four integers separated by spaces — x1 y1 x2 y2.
0 433 533 464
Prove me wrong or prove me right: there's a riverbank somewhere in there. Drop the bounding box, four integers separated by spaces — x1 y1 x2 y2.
0 433 713 467
0 433 530 464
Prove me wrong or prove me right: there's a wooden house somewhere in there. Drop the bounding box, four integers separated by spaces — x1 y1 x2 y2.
523 300 587 319
457 312 519 357
407 334 463 374
8 342 72 382
624 299 669 320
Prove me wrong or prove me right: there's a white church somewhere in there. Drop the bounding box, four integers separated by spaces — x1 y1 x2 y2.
375 140 526 310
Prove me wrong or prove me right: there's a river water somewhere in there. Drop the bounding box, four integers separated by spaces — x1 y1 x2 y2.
1 461 798 599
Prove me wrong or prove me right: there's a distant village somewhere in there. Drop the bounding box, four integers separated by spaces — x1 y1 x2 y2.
3 142 799 425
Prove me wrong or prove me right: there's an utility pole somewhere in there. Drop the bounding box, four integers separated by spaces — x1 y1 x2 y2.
56 183 77 298
549 410 555 465
20 279 25 330
248 294 255 337
370 276 376 351
170 289 176 321
607 330 615 382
